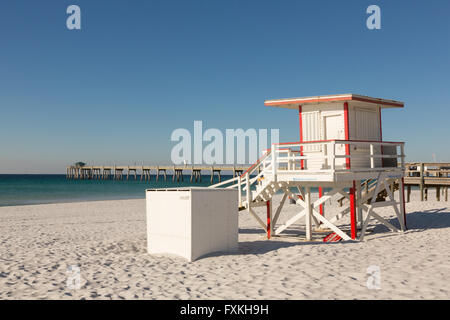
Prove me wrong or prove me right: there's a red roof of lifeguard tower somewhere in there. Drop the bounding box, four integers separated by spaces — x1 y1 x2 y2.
264 93 404 109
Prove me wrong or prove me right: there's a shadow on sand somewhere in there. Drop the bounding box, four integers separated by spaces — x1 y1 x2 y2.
201 239 344 258
198 227 355 258
403 207 450 230
224 207 450 255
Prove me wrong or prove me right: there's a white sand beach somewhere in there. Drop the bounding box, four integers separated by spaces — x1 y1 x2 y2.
0 189 449 300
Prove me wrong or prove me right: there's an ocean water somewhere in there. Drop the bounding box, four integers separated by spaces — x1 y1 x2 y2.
0 174 233 207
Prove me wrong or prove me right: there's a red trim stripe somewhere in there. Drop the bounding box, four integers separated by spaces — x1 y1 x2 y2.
275 139 404 145
379 106 384 167
266 200 271 239
344 102 351 169
299 105 304 169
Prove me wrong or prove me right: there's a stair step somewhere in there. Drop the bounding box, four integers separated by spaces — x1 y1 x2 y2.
323 232 342 242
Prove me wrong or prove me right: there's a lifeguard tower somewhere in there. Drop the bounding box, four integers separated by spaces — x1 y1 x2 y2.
211 94 406 241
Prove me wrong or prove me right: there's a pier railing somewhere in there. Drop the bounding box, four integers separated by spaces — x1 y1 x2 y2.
404 162 450 202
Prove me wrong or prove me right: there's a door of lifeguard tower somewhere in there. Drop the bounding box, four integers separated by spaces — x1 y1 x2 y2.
323 114 346 168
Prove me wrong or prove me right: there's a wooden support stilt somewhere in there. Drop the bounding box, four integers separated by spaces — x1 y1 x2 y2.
357 180 363 229
305 187 312 241
420 163 424 201
437 186 441 201
350 181 357 239
400 177 407 229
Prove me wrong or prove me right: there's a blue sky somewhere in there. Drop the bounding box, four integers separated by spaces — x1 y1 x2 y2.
1 0 449 173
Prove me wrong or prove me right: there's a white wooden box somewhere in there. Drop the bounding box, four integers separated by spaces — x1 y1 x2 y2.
146 188 238 261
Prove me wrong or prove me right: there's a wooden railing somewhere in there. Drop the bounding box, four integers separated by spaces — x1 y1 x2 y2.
404 163 450 201
210 140 406 207
264 140 405 175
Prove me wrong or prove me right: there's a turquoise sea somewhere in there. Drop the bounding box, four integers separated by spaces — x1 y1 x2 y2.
0 174 232 207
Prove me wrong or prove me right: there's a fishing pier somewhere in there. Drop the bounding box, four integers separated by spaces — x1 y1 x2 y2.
66 165 250 183
404 163 450 202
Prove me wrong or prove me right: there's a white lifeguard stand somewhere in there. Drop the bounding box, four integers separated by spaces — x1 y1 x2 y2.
212 94 407 241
